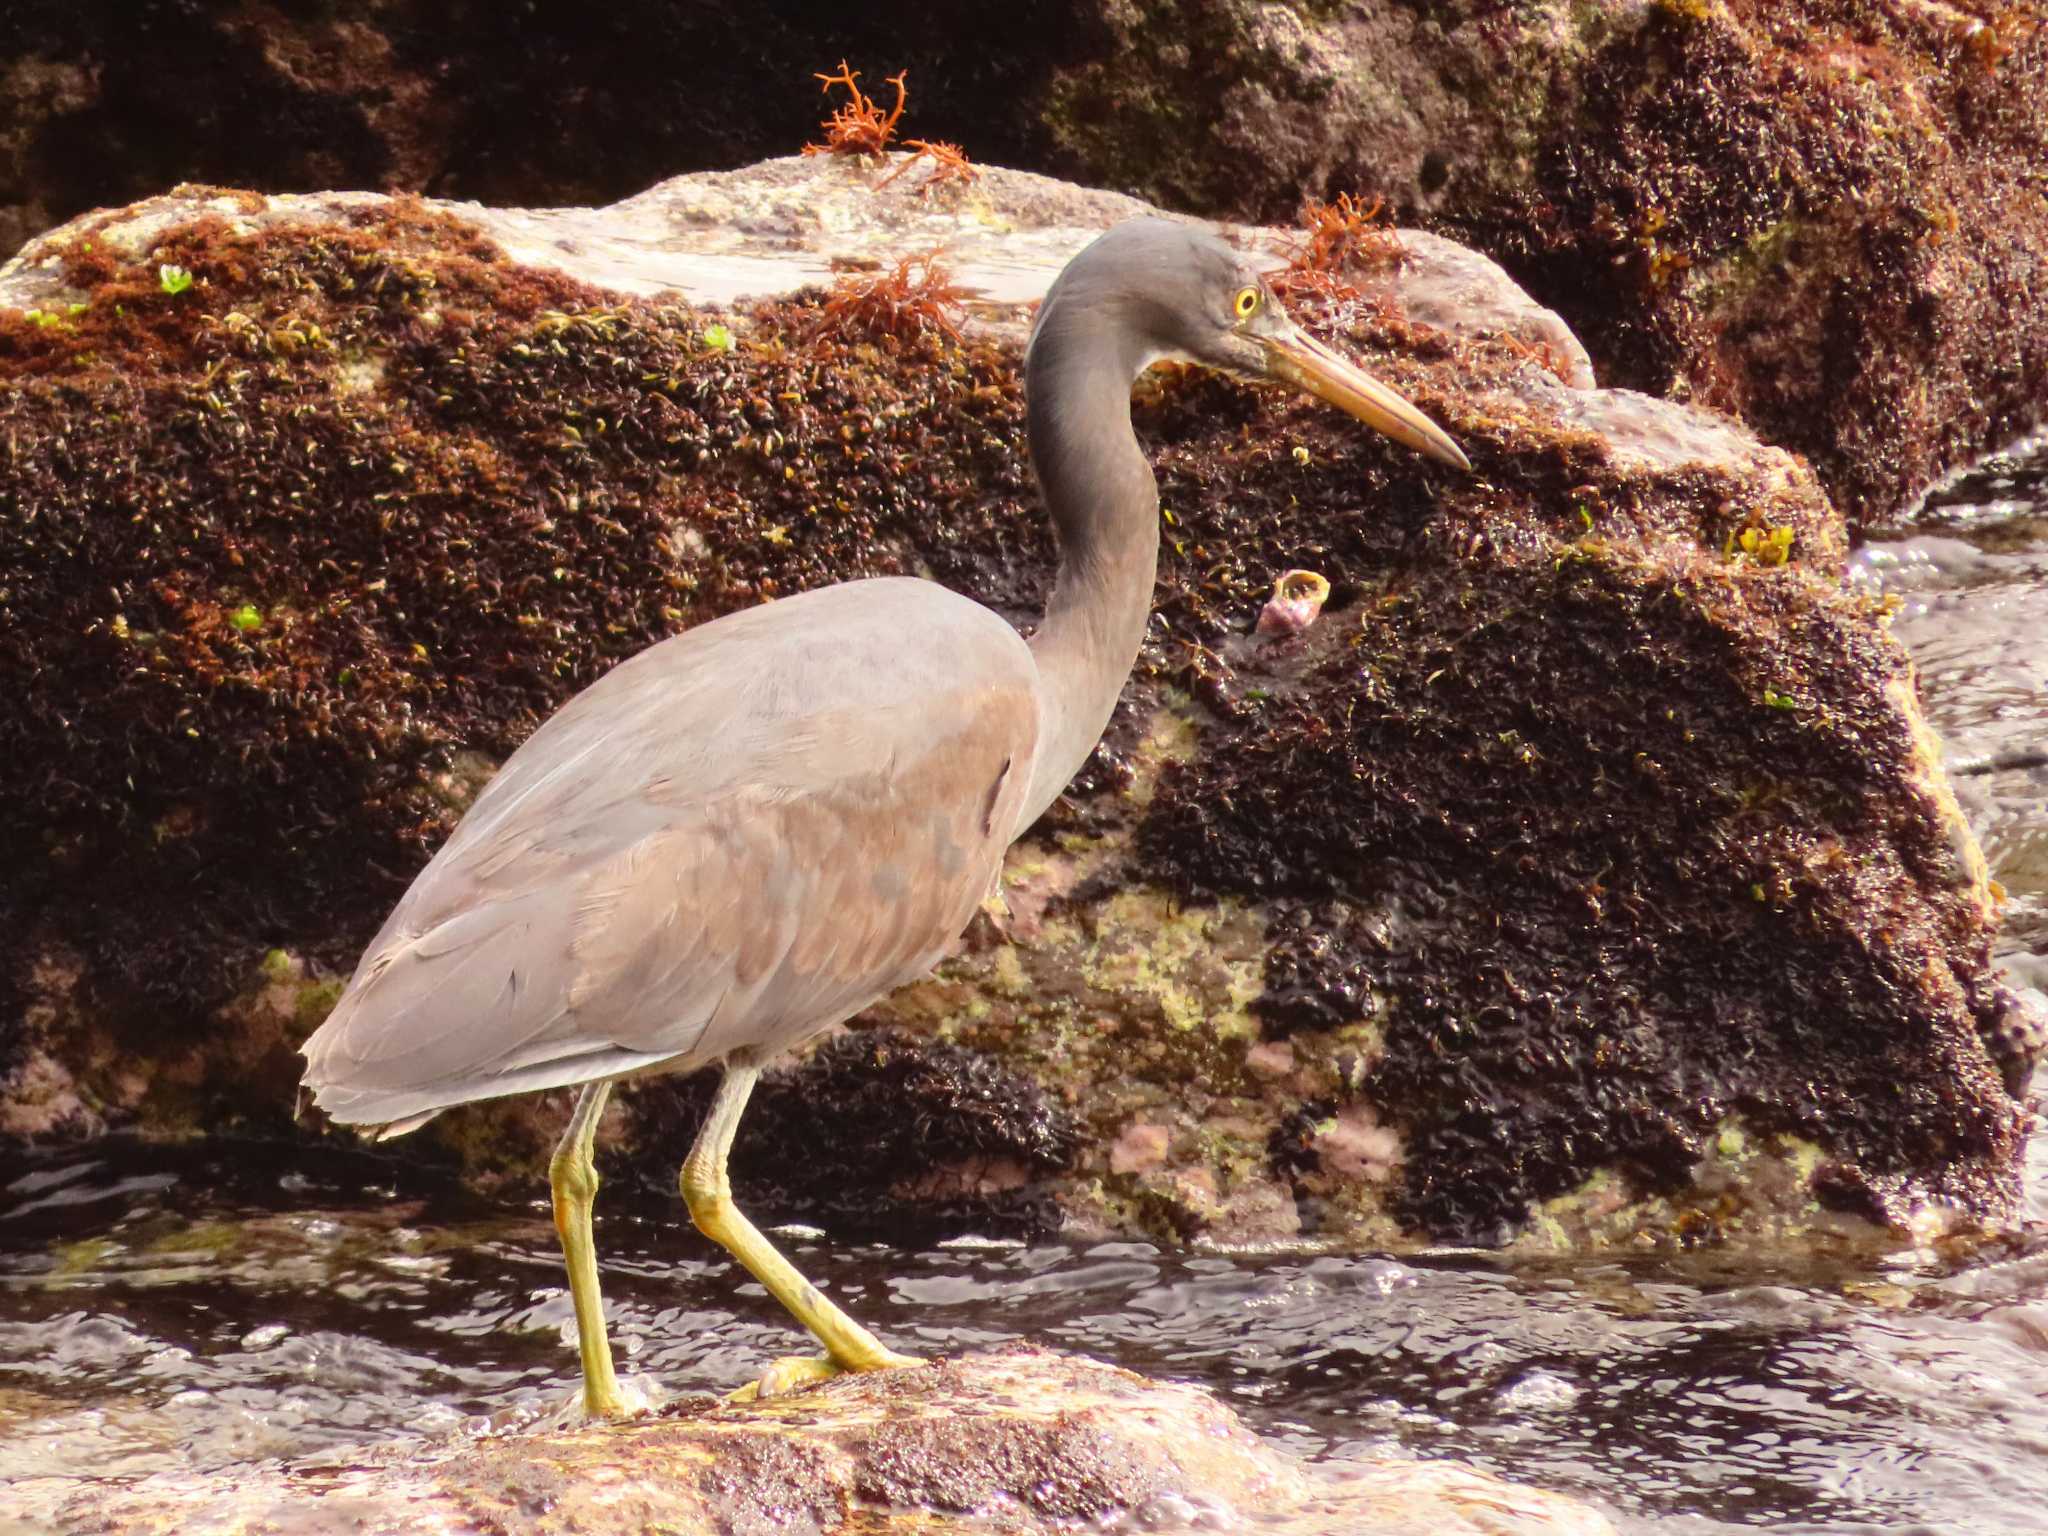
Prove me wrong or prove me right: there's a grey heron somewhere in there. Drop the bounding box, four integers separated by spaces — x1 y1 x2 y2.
300 218 1469 1416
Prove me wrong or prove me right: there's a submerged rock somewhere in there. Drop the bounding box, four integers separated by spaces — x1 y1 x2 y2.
0 1351 1615 1535
0 155 2028 1252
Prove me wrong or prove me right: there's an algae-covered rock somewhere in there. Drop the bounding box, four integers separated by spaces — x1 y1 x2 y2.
1028 0 2048 520
6 4 2040 520
0 156 2028 1253
0 1351 1616 1535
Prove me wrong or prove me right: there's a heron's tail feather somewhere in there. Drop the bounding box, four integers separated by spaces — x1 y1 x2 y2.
305 1043 682 1136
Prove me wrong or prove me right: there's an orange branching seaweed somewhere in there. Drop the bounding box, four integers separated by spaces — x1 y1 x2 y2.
1288 193 1405 276
1267 193 1407 309
878 139 982 198
1266 264 1361 307
804 61 908 157
814 253 968 344
1495 328 1579 385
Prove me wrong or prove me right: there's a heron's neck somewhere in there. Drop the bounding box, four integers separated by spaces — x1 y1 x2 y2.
1018 315 1160 827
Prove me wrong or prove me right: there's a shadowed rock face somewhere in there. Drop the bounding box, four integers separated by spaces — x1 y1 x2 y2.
4 3 2041 519
0 157 2027 1251
0 1351 1618 1534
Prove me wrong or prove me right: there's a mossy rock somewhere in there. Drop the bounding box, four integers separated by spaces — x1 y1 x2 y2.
0 161 2027 1252
6 3 2044 522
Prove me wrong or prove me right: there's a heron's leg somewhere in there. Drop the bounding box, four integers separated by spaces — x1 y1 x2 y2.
550 1078 628 1419
682 1058 921 1392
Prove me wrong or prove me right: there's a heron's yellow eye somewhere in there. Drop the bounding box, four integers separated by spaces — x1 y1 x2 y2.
1234 285 1262 320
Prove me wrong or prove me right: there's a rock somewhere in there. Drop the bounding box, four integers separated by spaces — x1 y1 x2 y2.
0 155 2027 1252
1033 0 2048 519
6 4 2041 518
0 1350 1614 1535
1429 1 2048 524
0 6 1070 260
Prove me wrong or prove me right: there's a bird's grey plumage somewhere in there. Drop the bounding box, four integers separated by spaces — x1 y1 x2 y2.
302 578 1037 1129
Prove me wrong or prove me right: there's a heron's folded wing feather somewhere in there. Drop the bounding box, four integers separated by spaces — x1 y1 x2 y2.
301 580 1040 1126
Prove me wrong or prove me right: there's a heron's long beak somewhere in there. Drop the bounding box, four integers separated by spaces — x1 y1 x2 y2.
1263 326 1471 472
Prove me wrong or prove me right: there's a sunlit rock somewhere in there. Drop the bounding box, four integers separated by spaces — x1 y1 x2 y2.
4 1351 1614 1535
9 3 2042 516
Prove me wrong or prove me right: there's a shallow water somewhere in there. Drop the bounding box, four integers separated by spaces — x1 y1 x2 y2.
3 444 2046 1534
1858 434 2048 1010
3 1138 2047 1533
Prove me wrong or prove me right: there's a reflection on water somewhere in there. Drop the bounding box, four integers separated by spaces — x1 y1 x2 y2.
3 442 2046 1535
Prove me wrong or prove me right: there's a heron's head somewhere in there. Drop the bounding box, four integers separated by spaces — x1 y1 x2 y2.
1035 218 1470 471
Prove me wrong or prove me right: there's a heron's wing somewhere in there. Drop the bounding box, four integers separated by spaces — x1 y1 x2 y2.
300 579 1040 1128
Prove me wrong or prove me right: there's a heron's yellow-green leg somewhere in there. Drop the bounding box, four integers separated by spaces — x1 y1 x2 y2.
550 1078 628 1419
682 1057 921 1394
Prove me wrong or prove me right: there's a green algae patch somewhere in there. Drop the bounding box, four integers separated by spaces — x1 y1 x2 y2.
293 977 345 1037
1504 1119 1938 1255
47 1237 120 1281
145 1219 245 1258
1079 889 1265 1040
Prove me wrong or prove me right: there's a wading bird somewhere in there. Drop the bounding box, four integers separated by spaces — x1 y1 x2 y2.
300 219 1468 1416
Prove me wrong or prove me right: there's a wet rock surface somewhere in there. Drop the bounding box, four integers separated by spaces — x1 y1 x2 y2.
0 1349 1616 1535
0 156 2027 1252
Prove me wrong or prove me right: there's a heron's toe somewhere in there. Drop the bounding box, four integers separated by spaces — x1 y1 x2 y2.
548 1373 662 1427
730 1348 924 1402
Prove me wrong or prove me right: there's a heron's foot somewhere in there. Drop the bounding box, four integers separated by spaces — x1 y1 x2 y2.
729 1347 924 1403
546 1373 663 1429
